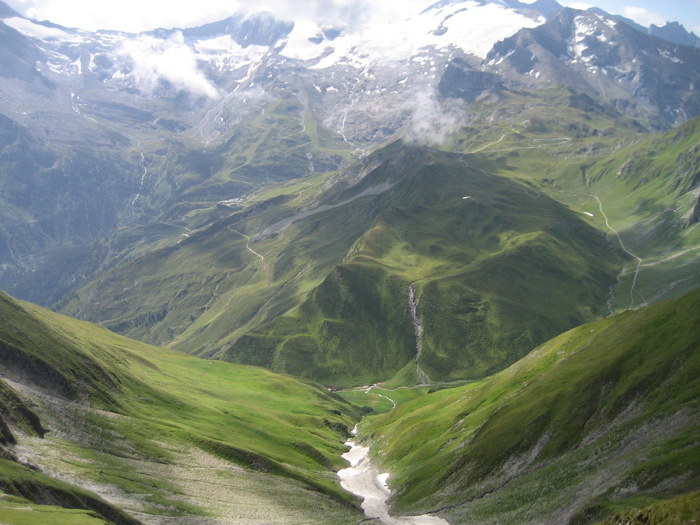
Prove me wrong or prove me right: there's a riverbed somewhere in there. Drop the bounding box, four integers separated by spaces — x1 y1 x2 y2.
338 434 450 525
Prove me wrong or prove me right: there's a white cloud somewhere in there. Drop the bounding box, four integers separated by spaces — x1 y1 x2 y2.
405 90 468 147
10 0 245 32
117 32 219 98
9 0 694 37
6 0 426 33
621 6 665 27
13 0 435 33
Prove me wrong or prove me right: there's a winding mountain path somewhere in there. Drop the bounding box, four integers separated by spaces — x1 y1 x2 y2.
463 130 570 155
592 195 646 310
360 386 398 410
464 132 509 153
227 227 271 286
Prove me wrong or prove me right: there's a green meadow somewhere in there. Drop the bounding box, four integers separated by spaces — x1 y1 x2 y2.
0 291 363 523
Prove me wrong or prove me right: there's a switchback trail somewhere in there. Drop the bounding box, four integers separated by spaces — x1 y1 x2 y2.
227 227 271 286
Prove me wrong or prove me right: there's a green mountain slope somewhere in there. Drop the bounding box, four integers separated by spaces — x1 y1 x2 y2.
446 92 700 313
0 291 363 523
59 141 620 388
361 287 700 524
0 91 353 308
229 145 620 386
55 90 699 390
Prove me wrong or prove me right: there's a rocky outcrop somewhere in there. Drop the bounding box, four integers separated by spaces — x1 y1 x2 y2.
687 194 700 227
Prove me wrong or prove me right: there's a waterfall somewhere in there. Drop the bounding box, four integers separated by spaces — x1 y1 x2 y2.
408 284 431 385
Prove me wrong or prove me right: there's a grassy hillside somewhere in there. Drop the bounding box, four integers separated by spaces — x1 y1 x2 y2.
598 490 700 524
361 287 700 524
0 291 364 524
1 90 354 309
56 90 699 389
226 145 619 386
61 140 620 388
447 91 700 313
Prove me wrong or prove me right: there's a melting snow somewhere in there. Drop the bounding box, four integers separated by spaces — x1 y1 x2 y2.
4 1 549 102
569 14 612 67
659 49 682 63
281 19 330 61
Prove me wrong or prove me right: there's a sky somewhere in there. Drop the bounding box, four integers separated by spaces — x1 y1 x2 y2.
4 0 700 35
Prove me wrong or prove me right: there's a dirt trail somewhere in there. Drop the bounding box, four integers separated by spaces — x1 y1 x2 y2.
592 195 646 310
228 227 271 286
360 385 398 409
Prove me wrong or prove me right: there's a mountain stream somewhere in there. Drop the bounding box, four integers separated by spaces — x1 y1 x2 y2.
409 284 431 385
338 426 450 525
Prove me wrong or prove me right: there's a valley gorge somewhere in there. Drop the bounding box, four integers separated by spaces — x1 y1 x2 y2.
0 0 699 523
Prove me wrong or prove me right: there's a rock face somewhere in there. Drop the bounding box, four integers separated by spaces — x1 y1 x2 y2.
688 195 700 227
484 8 700 126
438 60 504 101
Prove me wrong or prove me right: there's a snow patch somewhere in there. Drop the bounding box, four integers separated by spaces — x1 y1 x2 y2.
659 49 682 63
280 19 329 61
302 0 544 68
338 440 450 525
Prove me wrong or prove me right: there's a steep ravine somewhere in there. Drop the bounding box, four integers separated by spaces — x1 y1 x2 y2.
409 285 431 386
338 426 450 525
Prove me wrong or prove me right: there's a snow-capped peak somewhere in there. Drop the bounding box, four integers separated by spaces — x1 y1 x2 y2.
281 0 549 66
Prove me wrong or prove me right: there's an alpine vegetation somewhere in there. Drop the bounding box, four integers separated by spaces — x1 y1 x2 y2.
0 0 698 523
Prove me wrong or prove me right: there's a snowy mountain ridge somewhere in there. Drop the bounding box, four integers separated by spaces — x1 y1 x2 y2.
0 0 551 99
0 0 698 149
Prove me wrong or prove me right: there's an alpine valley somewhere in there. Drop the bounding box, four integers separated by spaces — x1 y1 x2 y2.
0 0 698 523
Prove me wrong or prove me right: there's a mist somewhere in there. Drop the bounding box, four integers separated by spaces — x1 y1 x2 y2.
117 32 219 98
405 89 469 147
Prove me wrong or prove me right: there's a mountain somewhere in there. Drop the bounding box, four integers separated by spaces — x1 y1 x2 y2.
646 22 700 48
0 0 697 387
483 8 700 127
0 0 698 308
1 280 696 523
55 132 623 387
593 9 700 49
0 1 696 296
222 142 619 386
361 287 700 524
54 108 700 389
0 289 363 523
0 1 699 523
